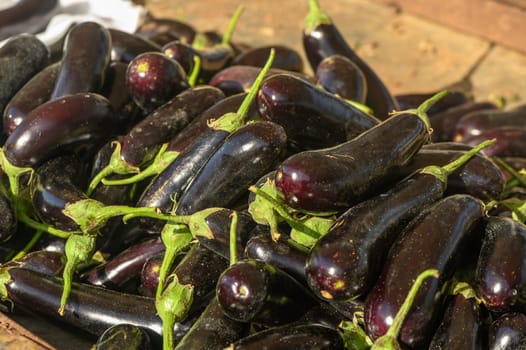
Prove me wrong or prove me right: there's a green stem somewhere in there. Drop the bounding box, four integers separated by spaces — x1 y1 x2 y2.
87 165 113 196
494 157 526 189
18 211 72 239
209 48 275 133
229 211 238 266
12 230 44 260
415 89 448 132
305 0 332 34
222 5 244 45
0 149 33 218
188 55 201 87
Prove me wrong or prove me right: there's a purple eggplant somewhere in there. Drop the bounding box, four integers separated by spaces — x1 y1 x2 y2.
108 28 161 63
135 17 196 46
315 54 367 103
488 312 526 350
232 44 304 72
0 0 58 41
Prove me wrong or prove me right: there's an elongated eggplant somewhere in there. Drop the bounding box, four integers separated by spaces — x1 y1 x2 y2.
430 101 497 142
175 121 287 215
396 90 469 116
108 28 161 63
162 40 196 74
227 323 345 350
1 250 65 276
3 62 60 135
303 0 397 119
315 54 367 103
364 194 485 348
487 312 526 350
275 107 431 212
135 17 196 46
394 148 504 200
474 216 526 312
461 128 526 158
454 103 526 141
232 44 304 72
94 323 154 350
51 22 111 99
174 297 249 350
0 33 49 117
216 259 318 326
86 237 165 290
0 267 163 337
138 252 186 298
429 292 485 350
257 73 378 150
0 0 58 41
3 92 116 168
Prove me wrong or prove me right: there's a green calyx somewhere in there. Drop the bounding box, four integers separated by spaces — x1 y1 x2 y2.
208 48 275 133
305 0 332 34
0 268 12 307
187 207 224 240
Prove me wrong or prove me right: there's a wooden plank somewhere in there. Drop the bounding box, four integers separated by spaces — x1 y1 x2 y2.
373 0 526 54
0 312 56 350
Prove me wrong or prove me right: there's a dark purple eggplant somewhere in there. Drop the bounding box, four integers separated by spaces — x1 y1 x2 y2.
0 33 50 118
0 188 16 241
488 312 526 350
275 102 434 212
257 73 379 150
51 21 111 99
1 250 65 276
216 259 318 326
303 0 397 119
126 51 190 113
138 251 186 298
209 66 315 97
461 128 526 158
85 237 165 290
87 86 224 194
305 141 492 302
3 62 60 135
430 101 498 142
364 194 485 348
0 0 58 41
174 297 249 350
135 17 196 46
94 323 154 350
227 323 345 350
393 148 505 200
3 92 116 168
0 267 163 337
315 54 367 103
108 28 162 63
475 216 526 312
162 40 196 74
454 103 526 141
396 90 469 116
232 44 304 72
175 121 287 215
429 291 485 350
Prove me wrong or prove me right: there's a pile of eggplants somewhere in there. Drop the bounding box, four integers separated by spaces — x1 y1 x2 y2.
1 0 526 349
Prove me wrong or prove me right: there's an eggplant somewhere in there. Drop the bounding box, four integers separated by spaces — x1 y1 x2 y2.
216 259 318 326
1 250 65 276
94 323 154 350
315 54 367 103
257 73 379 150
364 194 485 348
135 17 196 46
226 323 345 350
162 40 196 75
0 33 49 118
396 90 470 116
461 128 526 158
302 0 398 119
0 0 58 41
232 44 304 72
108 28 162 63
51 21 111 99
488 312 526 350
275 106 431 212
0 188 16 241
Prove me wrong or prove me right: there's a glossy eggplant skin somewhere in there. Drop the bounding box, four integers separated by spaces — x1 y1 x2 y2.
94 323 153 350
228 323 345 350
454 103 526 141
303 22 397 120
306 172 445 301
430 101 497 142
108 28 162 63
257 73 379 150
474 216 526 313
175 121 287 215
1 250 65 276
4 92 116 168
120 86 224 167
194 209 256 260
3 62 60 135
232 45 304 72
135 17 196 46
51 22 111 99
0 33 50 117
0 0 58 41
316 54 367 103
396 90 469 116
216 259 318 326
162 40 196 74
30 155 88 231
428 293 485 350
461 128 526 158
275 112 429 212
364 194 485 349
86 237 165 290
393 148 505 201
245 231 309 284
488 312 526 350
1 267 163 337
174 297 250 350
